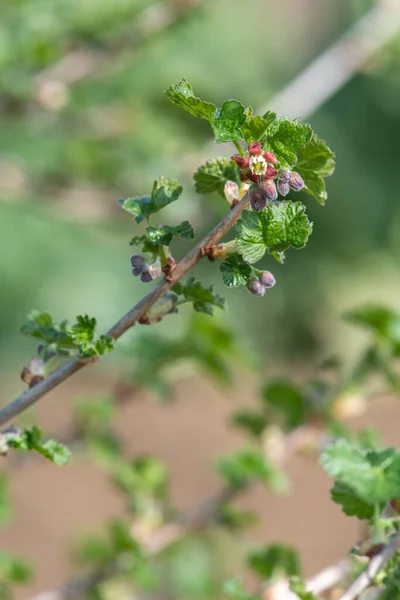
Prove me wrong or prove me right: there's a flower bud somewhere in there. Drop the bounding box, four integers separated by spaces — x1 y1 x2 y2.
249 184 267 212
247 280 266 297
279 170 291 182
289 171 305 191
232 154 250 170
277 179 290 197
266 165 278 179
140 268 153 283
131 255 145 276
260 179 278 200
263 151 278 164
148 262 162 280
259 271 276 288
224 180 240 206
248 142 262 156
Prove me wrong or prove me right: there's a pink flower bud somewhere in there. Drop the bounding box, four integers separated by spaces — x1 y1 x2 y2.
224 180 240 205
246 171 261 184
259 271 276 288
277 180 290 196
263 151 278 164
248 142 262 156
289 171 305 191
266 165 278 179
249 183 267 212
260 179 278 200
247 280 266 297
232 154 250 170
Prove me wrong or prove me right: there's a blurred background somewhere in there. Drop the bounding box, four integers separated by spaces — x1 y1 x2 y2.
1 0 400 597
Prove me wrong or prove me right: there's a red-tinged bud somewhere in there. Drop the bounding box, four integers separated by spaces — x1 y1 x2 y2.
277 180 290 197
279 170 291 182
249 183 267 212
266 165 278 179
259 271 276 288
289 171 305 191
232 154 250 170
263 151 278 164
260 179 278 200
248 142 262 156
247 280 266 297
246 171 261 184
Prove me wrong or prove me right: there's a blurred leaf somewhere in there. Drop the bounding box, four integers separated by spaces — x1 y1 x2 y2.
295 135 335 205
0 552 32 585
266 118 312 168
75 395 116 432
289 578 319 600
165 79 216 122
113 456 167 499
344 305 400 341
217 448 288 491
194 158 241 197
0 473 11 526
119 177 183 224
261 379 310 430
224 579 258 600
220 505 257 530
247 544 300 580
213 100 247 143
220 255 252 288
231 410 267 437
236 202 312 264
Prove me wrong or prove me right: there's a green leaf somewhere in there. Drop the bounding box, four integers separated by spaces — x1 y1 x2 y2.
236 202 313 264
172 277 225 315
321 439 400 506
261 379 309 430
119 177 183 224
295 135 335 205
165 78 216 122
146 221 195 246
266 118 312 167
194 158 241 197
0 473 11 526
224 579 258 600
220 255 252 288
0 552 33 584
330 481 376 520
220 505 257 530
289 578 319 600
75 396 116 432
247 544 300 580
241 115 270 144
8 426 71 465
20 310 71 347
231 410 267 437
113 456 167 499
69 314 96 347
217 448 288 491
212 100 246 143
343 305 400 340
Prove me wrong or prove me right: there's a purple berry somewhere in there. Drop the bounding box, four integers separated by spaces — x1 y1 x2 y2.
249 184 267 212
247 280 266 297
259 271 276 288
289 171 305 192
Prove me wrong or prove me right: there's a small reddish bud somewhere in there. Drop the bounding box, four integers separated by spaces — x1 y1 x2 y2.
263 151 278 164
248 142 262 156
247 280 265 297
277 180 290 197
259 271 276 288
246 171 261 184
266 165 278 179
249 184 267 212
232 154 250 170
289 171 305 192
260 179 278 200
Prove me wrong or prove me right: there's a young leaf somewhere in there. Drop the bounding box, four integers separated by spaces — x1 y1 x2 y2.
321 439 400 505
119 177 183 224
295 135 335 205
330 481 376 520
212 100 246 143
241 115 270 144
247 544 300 580
172 277 225 315
8 426 71 465
146 221 195 246
20 310 71 347
266 118 312 167
165 78 216 122
236 202 313 264
220 255 252 288
194 158 241 197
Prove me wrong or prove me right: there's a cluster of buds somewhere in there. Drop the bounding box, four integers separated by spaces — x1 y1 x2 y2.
231 142 304 212
247 270 276 297
130 255 162 283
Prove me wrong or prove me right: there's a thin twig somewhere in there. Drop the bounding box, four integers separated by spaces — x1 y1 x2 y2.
0 194 250 427
338 529 400 600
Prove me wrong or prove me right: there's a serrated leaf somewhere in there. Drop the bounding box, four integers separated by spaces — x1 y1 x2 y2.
330 481 376 519
295 135 335 205
236 202 313 264
172 276 225 315
241 115 270 144
194 158 241 197
165 78 216 121
321 439 400 505
119 177 183 224
266 118 312 167
220 255 252 288
8 426 71 465
146 221 194 246
212 100 247 142
247 544 300 580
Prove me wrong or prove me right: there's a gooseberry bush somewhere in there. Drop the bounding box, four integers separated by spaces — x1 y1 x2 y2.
1 80 400 600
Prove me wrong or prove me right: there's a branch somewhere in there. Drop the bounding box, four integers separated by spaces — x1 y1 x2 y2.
0 194 250 428
337 529 400 600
